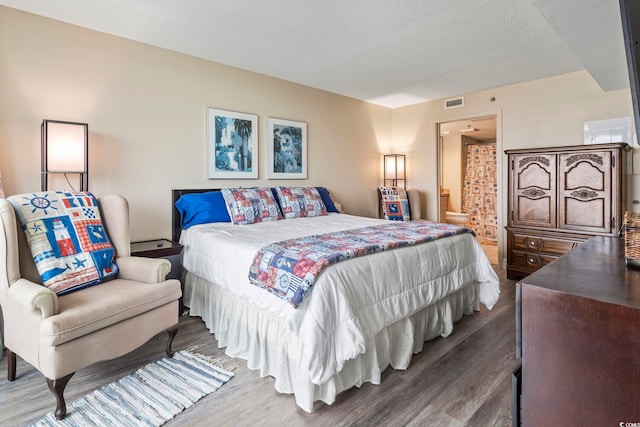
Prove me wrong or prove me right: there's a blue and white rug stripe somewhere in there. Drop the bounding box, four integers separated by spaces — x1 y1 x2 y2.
31 351 235 427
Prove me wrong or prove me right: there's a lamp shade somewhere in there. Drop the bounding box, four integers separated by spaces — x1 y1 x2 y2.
42 120 88 191
383 154 406 189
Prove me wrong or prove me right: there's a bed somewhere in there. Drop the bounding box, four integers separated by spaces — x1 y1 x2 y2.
171 187 500 412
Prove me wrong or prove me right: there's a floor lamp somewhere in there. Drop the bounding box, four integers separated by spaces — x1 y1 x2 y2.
383 154 406 189
41 120 88 192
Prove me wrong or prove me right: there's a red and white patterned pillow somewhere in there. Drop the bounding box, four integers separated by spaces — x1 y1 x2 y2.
275 186 328 219
221 187 282 225
378 186 411 221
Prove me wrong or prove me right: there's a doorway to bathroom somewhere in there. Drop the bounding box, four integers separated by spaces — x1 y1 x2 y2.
438 115 498 265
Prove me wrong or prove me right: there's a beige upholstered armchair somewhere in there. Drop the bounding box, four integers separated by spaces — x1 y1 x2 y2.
0 194 182 420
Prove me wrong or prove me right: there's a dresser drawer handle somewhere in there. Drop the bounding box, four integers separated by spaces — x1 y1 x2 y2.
525 254 541 266
525 237 543 251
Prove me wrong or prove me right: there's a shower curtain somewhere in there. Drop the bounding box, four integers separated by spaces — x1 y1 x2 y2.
462 140 497 240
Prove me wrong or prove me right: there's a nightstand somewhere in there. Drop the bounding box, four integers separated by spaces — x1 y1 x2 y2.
131 239 184 315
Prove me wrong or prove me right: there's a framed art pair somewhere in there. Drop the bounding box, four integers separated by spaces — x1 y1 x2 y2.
207 107 307 180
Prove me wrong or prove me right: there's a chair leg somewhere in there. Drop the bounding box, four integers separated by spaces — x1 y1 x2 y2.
165 325 178 357
6 349 16 381
46 373 74 420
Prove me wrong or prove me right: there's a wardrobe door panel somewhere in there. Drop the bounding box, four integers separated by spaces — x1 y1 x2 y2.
558 150 612 233
510 154 556 228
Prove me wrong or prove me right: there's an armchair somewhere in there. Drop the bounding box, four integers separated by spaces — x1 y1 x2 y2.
0 194 182 420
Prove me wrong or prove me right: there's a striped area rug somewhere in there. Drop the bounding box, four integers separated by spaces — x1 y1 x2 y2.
31 351 234 427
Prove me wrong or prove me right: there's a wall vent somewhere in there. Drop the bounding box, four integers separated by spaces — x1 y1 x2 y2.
444 97 464 109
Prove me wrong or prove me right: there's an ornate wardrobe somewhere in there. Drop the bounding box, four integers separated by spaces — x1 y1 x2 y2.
505 142 630 280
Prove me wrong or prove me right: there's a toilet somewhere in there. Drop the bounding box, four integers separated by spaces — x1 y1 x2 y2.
440 187 470 225
446 211 470 225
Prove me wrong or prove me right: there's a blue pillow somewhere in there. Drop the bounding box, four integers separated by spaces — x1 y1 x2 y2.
270 187 283 214
316 187 339 213
175 191 231 229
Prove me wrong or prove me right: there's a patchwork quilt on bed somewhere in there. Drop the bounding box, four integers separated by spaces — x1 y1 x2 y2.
248 221 474 307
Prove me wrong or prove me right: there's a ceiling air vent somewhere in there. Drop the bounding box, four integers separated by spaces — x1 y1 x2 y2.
444 97 464 109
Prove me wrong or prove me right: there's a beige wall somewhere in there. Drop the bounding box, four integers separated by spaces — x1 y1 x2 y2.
392 71 634 262
440 134 462 213
0 6 391 240
1 6 636 252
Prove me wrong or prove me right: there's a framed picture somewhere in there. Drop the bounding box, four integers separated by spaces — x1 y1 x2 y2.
207 108 258 179
267 117 307 179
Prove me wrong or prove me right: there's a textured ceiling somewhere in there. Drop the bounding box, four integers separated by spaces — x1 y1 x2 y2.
0 0 630 108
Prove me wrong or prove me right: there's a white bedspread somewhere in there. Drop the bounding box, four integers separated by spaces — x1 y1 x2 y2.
180 214 500 384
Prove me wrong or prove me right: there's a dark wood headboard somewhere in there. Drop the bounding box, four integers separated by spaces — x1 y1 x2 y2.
171 188 221 242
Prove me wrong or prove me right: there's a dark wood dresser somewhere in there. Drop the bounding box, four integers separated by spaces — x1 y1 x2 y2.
515 236 640 426
505 142 629 280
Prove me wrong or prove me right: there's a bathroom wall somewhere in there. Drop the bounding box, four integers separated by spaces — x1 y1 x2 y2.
441 134 462 212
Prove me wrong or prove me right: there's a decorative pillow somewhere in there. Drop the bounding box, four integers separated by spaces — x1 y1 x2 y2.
276 186 328 219
8 191 119 295
315 187 339 213
378 186 411 221
175 191 231 229
270 187 283 213
221 187 282 225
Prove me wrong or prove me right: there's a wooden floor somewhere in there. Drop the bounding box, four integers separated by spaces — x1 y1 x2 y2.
0 268 518 427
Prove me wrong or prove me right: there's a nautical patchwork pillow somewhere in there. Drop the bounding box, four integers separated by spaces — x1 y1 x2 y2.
275 186 328 219
221 187 282 225
8 191 118 296
378 186 411 221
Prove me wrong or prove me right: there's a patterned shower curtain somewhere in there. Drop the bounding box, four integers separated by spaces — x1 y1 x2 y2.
462 140 498 240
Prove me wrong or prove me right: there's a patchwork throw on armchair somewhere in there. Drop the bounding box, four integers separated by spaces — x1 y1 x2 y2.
8 191 119 295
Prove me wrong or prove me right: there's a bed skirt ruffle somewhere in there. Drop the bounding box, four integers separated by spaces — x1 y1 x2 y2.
183 270 480 412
